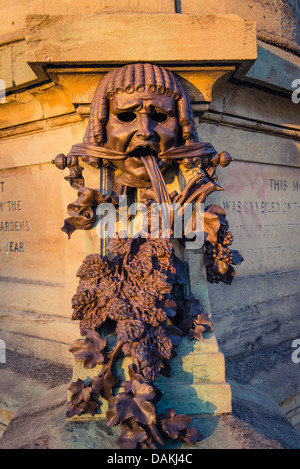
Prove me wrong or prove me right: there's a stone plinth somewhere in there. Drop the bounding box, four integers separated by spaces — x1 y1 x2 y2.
25 13 257 67
68 333 231 421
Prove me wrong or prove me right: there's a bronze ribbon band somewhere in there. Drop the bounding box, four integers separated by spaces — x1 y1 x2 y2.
68 141 218 162
62 141 218 238
62 187 119 238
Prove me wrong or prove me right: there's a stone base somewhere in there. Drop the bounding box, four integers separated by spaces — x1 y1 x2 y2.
67 332 232 421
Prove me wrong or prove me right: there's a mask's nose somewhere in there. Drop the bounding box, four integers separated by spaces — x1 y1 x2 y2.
136 113 154 140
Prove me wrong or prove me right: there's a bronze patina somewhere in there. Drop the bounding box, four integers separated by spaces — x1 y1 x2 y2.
52 63 243 449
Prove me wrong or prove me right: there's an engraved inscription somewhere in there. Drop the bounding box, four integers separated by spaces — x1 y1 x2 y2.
0 182 30 254
218 162 300 276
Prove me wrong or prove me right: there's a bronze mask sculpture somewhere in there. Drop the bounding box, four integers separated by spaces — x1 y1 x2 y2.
52 63 243 449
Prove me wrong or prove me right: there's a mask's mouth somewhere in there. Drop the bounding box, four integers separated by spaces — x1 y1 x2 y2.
127 145 158 159
127 145 168 171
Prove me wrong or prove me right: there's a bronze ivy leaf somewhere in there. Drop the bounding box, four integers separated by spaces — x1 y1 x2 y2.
128 363 146 383
117 418 148 449
68 379 90 406
203 210 221 245
69 330 107 369
162 298 177 318
66 379 99 418
130 380 157 401
106 379 157 427
188 313 214 340
105 396 119 427
158 408 192 440
232 250 244 265
184 293 203 317
179 425 203 445
139 437 159 449
90 367 119 400
107 392 151 426
165 325 182 347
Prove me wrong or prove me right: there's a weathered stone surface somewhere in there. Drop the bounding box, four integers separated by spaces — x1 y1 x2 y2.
0 0 175 37
212 290 300 357
198 107 300 356
0 119 103 363
0 46 13 90
181 0 300 54
1 344 299 449
0 309 78 366
281 393 300 434
226 339 300 411
208 81 300 132
197 120 300 169
11 41 37 87
0 83 76 130
25 14 257 66
239 40 300 94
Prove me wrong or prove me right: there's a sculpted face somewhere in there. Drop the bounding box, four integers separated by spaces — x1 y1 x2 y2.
105 91 180 181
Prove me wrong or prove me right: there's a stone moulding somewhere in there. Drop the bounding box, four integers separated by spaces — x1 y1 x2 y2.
25 13 257 69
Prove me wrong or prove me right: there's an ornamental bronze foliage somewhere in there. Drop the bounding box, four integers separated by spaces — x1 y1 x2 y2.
67 236 210 448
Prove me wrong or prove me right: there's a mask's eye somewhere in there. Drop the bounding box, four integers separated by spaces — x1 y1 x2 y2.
117 111 136 122
151 112 168 123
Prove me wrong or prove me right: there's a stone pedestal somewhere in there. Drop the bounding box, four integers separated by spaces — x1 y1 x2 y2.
67 333 231 421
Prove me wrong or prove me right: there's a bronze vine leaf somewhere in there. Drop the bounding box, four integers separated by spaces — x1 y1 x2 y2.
160 359 172 378
71 289 98 320
219 265 236 285
76 253 109 280
108 237 134 257
69 330 107 369
116 319 145 343
90 367 119 401
205 204 226 217
128 326 173 382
